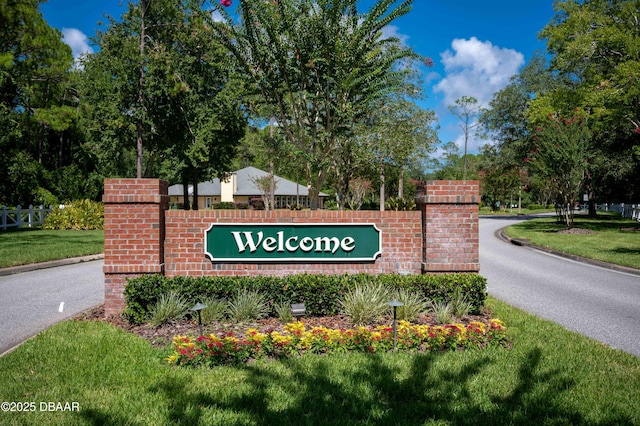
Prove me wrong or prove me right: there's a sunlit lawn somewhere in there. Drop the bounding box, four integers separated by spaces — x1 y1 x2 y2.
505 213 640 269
0 297 638 425
0 229 103 268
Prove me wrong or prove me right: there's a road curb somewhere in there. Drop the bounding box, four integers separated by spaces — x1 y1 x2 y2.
0 254 104 277
497 227 640 277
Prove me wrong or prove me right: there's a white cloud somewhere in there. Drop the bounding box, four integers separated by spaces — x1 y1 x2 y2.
211 10 224 23
380 24 409 46
433 37 524 108
62 28 94 63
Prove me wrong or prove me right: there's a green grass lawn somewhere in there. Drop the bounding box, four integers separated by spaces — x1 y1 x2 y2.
0 229 104 268
504 214 640 270
0 297 638 425
480 206 556 216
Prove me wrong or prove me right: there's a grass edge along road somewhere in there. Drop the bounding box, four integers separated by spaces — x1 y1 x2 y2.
0 297 638 425
504 213 640 270
0 229 104 269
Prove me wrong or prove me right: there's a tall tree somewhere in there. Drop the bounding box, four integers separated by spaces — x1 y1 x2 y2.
0 0 76 205
527 111 592 228
212 0 422 209
448 96 479 181
538 0 640 203
80 0 245 195
361 97 438 210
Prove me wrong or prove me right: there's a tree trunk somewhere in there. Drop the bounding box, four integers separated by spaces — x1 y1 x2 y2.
269 161 275 210
136 0 146 179
182 181 190 210
192 168 199 210
379 164 385 211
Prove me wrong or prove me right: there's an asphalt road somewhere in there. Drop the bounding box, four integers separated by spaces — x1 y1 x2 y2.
0 260 104 356
480 215 640 358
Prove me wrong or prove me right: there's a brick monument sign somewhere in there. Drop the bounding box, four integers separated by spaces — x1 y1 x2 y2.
102 179 479 315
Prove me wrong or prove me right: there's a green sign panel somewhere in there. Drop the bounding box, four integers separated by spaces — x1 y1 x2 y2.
204 223 381 262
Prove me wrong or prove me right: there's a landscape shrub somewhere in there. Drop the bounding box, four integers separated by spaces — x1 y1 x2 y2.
227 289 269 321
124 273 487 325
148 291 190 327
43 199 104 230
339 282 392 326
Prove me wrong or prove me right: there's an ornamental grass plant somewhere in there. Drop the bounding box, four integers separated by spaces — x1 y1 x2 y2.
339 282 392 326
393 287 429 321
450 288 474 318
274 301 294 323
198 297 227 324
430 300 455 325
148 291 190 327
226 289 269 321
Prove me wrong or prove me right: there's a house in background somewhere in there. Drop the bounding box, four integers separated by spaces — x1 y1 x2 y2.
168 166 329 209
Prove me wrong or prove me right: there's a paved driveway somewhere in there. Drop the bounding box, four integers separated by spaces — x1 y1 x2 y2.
480 215 640 357
0 260 104 355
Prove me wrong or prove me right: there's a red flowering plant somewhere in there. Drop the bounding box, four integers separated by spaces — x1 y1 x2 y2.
167 319 509 367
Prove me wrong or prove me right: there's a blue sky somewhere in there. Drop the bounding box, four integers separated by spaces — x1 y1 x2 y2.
41 0 557 156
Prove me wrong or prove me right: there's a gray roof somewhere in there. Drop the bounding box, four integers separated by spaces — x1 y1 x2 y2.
168 166 328 197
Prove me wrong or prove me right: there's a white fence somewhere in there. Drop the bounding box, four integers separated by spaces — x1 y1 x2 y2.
596 203 640 222
1 205 53 230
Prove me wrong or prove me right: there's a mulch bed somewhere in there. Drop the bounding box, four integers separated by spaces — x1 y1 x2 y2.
75 304 495 349
557 228 597 235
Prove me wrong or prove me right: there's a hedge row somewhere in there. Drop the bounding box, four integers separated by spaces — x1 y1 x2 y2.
123 273 487 325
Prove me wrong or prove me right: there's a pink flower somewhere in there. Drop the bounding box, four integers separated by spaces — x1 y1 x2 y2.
220 0 231 6
634 127 640 134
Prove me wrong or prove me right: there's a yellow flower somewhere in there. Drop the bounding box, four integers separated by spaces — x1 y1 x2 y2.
284 321 306 333
468 321 486 333
489 319 506 329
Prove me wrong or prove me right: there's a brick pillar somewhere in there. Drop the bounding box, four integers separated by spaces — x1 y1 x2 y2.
102 179 168 315
416 181 480 273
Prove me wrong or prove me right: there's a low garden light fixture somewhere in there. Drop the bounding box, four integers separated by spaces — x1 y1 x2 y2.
387 299 404 351
190 302 207 336
291 303 306 321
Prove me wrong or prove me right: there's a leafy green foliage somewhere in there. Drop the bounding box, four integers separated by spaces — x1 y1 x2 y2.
227 289 269 322
393 287 428 321
43 200 104 230
430 300 454 325
80 0 245 183
0 0 93 207
385 197 416 211
339 282 392 326
123 273 487 325
212 0 423 209
526 112 592 228
148 291 190 327
274 301 294 323
450 288 474 318
198 297 228 324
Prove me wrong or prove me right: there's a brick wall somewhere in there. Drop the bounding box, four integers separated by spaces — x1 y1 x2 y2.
102 179 479 315
417 181 480 273
164 210 422 277
103 179 168 315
